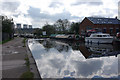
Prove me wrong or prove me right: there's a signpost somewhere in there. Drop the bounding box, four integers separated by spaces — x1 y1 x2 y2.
42 31 46 36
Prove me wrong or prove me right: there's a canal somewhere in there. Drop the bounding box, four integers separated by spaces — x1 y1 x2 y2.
28 38 120 79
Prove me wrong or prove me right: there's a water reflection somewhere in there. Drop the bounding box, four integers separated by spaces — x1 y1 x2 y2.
84 43 120 58
28 39 120 78
38 39 70 52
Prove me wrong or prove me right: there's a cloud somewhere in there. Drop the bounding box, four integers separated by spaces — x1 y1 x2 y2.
71 0 103 6
49 2 63 8
118 1 120 19
72 60 103 77
0 1 20 16
28 7 80 20
102 60 118 76
49 58 65 69
1 2 20 12
0 0 32 26
66 0 118 21
27 7 80 27
0 0 119 28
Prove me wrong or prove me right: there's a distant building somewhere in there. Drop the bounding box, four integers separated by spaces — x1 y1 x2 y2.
23 24 28 29
29 25 32 28
79 17 120 36
16 23 21 29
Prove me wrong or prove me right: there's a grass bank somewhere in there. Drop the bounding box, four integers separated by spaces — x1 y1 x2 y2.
22 38 26 47
20 55 34 79
20 71 34 78
0 38 13 44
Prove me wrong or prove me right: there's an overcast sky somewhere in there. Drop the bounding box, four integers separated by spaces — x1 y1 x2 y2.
0 0 119 28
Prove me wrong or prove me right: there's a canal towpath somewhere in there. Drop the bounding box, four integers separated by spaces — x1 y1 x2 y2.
2 37 40 78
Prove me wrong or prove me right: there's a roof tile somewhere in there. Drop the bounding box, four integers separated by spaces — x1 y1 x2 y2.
87 17 120 24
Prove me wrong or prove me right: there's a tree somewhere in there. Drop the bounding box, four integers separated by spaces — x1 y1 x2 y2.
42 24 56 36
54 19 70 34
69 22 80 34
2 16 14 40
2 16 14 33
34 28 42 37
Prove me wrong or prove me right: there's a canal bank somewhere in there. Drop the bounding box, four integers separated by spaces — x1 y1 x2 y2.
26 39 41 78
2 37 41 79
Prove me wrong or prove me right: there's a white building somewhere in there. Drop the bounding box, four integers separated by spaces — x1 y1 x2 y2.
29 25 32 28
23 24 28 29
16 23 21 29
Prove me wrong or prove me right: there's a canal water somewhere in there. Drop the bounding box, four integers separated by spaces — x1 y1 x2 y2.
28 38 120 79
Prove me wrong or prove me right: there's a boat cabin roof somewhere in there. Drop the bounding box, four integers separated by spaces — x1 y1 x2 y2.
91 33 110 35
90 33 111 37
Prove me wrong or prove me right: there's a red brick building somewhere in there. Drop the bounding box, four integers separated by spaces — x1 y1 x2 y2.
79 17 120 36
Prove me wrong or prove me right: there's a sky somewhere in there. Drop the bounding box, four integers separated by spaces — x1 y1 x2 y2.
0 0 120 28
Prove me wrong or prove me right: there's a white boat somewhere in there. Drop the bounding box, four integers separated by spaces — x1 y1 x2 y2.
85 33 113 43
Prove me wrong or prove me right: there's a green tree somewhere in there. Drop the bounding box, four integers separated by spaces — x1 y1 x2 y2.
34 28 42 37
69 22 80 34
54 19 70 34
2 16 14 33
42 24 56 36
2 16 14 40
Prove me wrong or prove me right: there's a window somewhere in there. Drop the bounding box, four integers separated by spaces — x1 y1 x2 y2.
103 28 106 33
97 21 99 23
95 28 101 32
95 28 98 31
110 28 113 34
98 19 101 20
97 35 102 37
116 28 119 33
108 22 112 23
86 26 92 30
103 35 107 37
103 35 110 37
92 35 97 37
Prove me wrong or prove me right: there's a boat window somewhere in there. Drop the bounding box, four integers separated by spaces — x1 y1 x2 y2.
103 35 107 37
97 35 102 37
107 35 110 37
92 35 97 37
102 35 110 37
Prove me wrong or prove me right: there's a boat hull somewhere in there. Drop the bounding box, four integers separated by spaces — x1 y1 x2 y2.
85 37 113 43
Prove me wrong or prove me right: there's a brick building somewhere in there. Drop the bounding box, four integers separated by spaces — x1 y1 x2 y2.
79 17 120 36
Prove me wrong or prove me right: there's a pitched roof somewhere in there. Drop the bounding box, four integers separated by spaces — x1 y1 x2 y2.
86 17 120 24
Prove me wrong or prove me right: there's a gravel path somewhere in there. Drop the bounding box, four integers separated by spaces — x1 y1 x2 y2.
2 37 28 78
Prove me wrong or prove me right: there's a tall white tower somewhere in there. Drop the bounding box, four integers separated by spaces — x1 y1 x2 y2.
29 25 32 28
23 24 28 29
16 23 21 29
